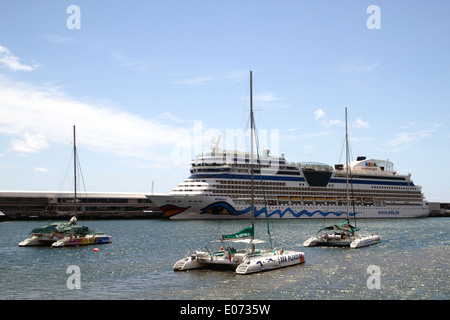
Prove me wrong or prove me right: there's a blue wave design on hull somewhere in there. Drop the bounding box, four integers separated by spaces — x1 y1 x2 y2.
200 202 361 218
254 208 360 218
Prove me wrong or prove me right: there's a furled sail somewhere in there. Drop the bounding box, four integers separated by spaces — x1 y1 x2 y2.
318 220 360 235
221 226 254 240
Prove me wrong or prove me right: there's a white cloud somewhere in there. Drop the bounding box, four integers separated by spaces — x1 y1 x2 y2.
34 166 48 173
337 58 380 89
343 59 380 74
314 109 369 129
384 123 442 152
10 133 49 153
254 92 278 102
0 45 39 71
158 111 186 124
281 130 331 142
41 34 80 45
325 119 342 127
354 117 370 128
0 77 199 168
109 51 152 71
314 108 342 127
174 70 247 85
253 91 291 109
174 76 215 85
314 108 325 120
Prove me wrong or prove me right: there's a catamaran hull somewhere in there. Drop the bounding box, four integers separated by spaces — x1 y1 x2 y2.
303 234 380 249
19 233 66 247
174 255 205 271
174 250 305 274
350 234 381 248
19 236 56 247
174 250 247 271
51 235 112 247
235 251 305 274
148 195 429 219
19 236 40 246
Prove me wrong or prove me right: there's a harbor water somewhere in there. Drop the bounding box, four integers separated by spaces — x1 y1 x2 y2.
0 218 448 300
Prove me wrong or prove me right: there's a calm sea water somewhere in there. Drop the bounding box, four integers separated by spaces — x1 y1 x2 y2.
0 218 448 300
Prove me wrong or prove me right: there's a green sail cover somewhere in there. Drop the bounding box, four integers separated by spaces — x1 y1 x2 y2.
221 226 254 240
30 221 90 235
30 224 59 234
55 222 89 235
318 220 360 235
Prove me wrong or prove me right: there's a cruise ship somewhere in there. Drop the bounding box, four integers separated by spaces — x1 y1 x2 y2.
147 147 428 219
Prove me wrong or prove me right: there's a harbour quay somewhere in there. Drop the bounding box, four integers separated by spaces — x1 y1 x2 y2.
0 191 448 220
428 202 450 217
0 191 163 220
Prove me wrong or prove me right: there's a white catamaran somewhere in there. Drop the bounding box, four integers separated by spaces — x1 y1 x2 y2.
19 126 112 248
303 108 380 249
173 71 305 274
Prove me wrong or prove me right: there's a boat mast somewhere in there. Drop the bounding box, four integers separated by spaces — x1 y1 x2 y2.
345 109 358 228
345 108 349 221
73 125 77 216
250 70 255 252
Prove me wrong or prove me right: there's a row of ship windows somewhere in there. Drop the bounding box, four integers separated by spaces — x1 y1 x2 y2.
212 185 422 194
209 189 422 196
171 188 424 201
371 186 417 190
176 185 205 188
210 192 423 201
173 191 422 202
179 181 418 193
165 199 204 203
192 163 295 170
174 189 423 198
217 180 415 191
185 178 415 191
219 180 286 186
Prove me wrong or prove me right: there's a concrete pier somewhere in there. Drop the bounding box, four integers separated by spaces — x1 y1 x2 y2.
0 191 164 220
428 202 450 217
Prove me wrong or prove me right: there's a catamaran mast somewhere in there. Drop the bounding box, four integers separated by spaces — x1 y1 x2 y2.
250 70 255 252
345 108 349 221
73 125 77 215
345 108 358 227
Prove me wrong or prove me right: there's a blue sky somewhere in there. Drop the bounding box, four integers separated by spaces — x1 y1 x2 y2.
0 1 449 202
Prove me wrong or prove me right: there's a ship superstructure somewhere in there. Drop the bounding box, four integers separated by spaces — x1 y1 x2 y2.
147 147 428 219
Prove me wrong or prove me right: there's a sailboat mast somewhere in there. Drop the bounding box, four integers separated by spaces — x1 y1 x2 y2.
73 125 77 215
250 70 255 247
345 108 349 221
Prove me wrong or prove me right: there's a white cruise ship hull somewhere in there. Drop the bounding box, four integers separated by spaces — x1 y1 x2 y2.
147 194 429 219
